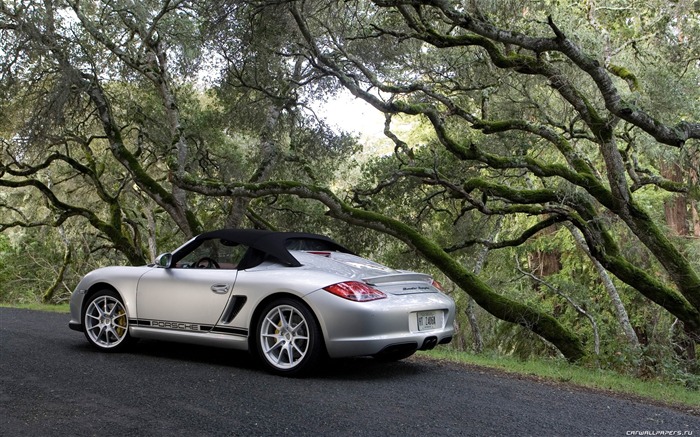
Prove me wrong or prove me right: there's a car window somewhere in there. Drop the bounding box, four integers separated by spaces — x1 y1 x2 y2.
176 239 248 269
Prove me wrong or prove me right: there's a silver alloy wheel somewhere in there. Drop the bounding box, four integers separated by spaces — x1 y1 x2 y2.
259 304 310 370
84 294 129 348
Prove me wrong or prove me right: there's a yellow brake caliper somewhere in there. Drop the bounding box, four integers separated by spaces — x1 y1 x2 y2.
115 308 126 337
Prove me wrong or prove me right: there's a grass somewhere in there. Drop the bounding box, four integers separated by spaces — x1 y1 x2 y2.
419 348 700 412
0 302 71 313
3 303 697 412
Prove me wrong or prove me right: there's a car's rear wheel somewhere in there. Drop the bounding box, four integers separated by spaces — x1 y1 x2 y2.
83 290 132 351
255 298 322 376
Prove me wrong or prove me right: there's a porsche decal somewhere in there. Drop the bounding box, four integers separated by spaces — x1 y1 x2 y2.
150 320 201 331
133 319 247 337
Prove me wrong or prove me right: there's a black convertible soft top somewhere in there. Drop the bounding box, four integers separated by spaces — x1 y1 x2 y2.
172 229 354 269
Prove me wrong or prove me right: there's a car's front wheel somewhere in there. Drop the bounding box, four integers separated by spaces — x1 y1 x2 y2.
83 290 133 351
255 298 322 376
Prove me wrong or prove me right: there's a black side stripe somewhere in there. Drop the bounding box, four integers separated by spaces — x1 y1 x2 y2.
211 326 248 336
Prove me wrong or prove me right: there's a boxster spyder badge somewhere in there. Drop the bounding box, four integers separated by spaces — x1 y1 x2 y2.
69 229 455 376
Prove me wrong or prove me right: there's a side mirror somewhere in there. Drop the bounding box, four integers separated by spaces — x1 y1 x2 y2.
155 253 173 268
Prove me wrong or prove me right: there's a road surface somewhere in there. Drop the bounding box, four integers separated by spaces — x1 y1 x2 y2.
1 307 698 436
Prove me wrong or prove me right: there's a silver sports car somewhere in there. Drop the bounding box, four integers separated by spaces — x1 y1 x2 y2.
69 229 455 375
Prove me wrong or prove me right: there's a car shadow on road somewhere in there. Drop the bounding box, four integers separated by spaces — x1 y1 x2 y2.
71 339 427 380
314 356 428 381
70 338 257 369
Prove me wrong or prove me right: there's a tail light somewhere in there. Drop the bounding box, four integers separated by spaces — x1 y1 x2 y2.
431 279 444 291
324 281 387 302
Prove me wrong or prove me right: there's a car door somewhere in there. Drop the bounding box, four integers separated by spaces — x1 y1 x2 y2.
136 268 238 327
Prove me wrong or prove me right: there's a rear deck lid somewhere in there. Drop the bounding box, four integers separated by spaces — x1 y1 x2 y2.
291 251 440 295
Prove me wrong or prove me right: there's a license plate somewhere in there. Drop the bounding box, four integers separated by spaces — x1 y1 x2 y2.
417 311 440 331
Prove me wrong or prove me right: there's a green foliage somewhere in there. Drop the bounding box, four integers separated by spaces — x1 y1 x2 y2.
0 303 70 313
2 0 699 378
0 231 63 303
422 349 700 408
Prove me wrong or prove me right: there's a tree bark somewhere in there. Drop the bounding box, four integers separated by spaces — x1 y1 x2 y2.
566 224 640 349
42 247 71 304
660 162 690 236
465 221 501 354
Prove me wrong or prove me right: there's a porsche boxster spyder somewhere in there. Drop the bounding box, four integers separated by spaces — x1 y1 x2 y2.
69 229 455 375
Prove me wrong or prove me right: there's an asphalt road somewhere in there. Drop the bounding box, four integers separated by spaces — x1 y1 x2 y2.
1 307 698 436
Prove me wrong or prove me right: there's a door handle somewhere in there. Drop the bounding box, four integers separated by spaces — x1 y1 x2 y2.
210 284 230 294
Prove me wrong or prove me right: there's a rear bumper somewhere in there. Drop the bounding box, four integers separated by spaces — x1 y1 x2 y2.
324 328 454 358
374 335 452 358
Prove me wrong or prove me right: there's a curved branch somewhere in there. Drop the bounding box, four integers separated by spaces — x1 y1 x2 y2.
446 215 567 252
0 178 146 265
363 1 700 146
